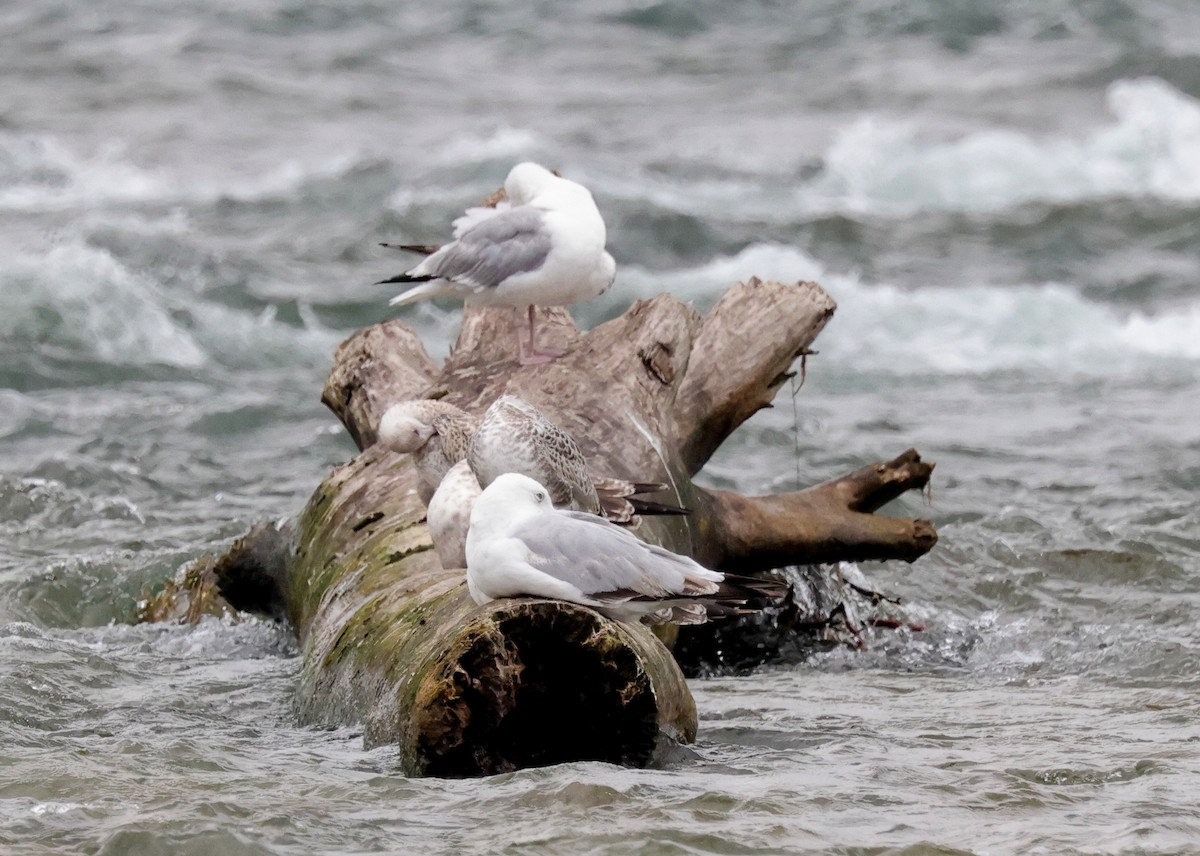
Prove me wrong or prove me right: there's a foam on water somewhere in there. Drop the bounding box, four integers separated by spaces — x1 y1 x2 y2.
619 242 1200 377
1 244 207 369
806 77 1200 215
433 127 546 167
590 77 1200 225
74 615 298 661
207 152 373 205
0 242 345 378
0 129 384 211
0 132 168 211
0 476 146 540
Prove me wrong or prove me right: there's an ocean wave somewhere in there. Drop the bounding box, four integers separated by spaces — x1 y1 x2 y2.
0 244 207 369
433 127 545 166
805 77 1200 215
0 477 145 538
0 125 544 214
0 133 168 211
592 77 1200 223
0 130 386 210
0 243 343 378
614 243 1200 376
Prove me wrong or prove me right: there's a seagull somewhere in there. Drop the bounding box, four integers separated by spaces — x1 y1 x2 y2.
465 473 787 625
469 394 685 523
426 460 481 569
379 395 688 571
379 162 616 365
377 400 476 505
379 395 685 522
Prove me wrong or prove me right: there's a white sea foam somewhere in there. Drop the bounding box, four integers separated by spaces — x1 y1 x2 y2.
0 243 343 373
1 244 207 368
593 77 1200 222
138 614 297 659
620 243 1200 377
0 130 376 210
806 77 1200 215
0 133 168 211
208 151 367 204
434 126 544 165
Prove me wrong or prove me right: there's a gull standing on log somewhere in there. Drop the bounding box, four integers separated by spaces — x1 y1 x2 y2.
379 162 616 365
465 473 786 625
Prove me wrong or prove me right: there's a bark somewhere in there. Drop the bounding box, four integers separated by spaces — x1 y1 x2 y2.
692 450 938 571
277 276 936 776
287 444 694 776
136 520 293 624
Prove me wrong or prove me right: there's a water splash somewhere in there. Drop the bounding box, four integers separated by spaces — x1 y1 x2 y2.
0 242 345 379
808 77 1200 215
615 242 1200 377
0 133 167 211
0 244 207 369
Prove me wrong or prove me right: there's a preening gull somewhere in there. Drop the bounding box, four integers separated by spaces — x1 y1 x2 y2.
377 400 476 505
379 395 687 570
379 162 616 365
468 394 685 523
426 460 481 569
465 473 786 625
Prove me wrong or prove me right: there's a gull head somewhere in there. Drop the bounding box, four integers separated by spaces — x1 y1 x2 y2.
475 472 555 516
504 162 559 205
378 402 437 453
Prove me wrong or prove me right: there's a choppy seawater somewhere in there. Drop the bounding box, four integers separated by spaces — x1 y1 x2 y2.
3 1 1200 853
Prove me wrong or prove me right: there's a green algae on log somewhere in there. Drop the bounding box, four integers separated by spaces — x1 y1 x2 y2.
141 277 936 776
287 443 694 776
294 278 933 775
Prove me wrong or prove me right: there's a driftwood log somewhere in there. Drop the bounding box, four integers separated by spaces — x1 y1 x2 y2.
273 277 935 776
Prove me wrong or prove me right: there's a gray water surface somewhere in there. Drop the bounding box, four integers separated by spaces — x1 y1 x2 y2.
3 1 1200 853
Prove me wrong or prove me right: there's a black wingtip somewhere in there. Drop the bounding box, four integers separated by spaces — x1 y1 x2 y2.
628 497 692 516
380 242 439 255
376 273 436 285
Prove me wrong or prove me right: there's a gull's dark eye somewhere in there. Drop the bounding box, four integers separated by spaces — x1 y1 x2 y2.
535 491 545 502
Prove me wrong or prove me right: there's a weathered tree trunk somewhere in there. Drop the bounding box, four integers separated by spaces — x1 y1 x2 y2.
279 277 935 776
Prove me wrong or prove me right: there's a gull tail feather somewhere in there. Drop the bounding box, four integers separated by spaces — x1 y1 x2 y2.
628 481 670 495
387 281 447 306
379 242 439 255
627 497 691 516
595 479 689 522
378 271 436 286
714 573 791 605
593 478 669 499
604 573 790 626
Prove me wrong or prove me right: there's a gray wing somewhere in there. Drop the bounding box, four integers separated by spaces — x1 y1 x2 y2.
432 411 477 464
510 510 717 600
415 206 552 291
515 402 600 513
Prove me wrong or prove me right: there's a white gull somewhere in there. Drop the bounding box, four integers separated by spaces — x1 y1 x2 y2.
378 396 687 571
379 162 616 365
464 473 785 625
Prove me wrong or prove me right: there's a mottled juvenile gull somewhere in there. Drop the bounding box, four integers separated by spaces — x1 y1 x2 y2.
378 162 616 365
377 400 476 505
426 460 481 569
468 394 685 524
465 473 786 625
